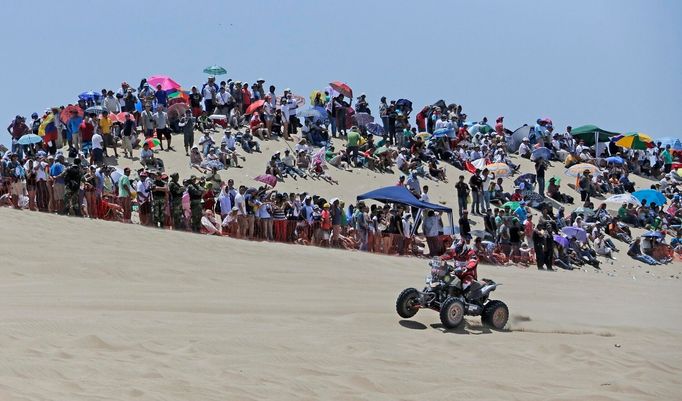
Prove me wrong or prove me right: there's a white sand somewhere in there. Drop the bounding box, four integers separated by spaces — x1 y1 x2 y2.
1 207 681 401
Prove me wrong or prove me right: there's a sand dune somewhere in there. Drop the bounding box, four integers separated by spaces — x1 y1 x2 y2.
1 207 681 400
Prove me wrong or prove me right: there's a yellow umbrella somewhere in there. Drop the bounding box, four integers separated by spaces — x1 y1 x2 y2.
565 163 599 177
310 90 325 105
416 132 431 141
615 132 653 150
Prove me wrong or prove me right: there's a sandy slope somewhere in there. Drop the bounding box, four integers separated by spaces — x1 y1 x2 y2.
1 207 681 401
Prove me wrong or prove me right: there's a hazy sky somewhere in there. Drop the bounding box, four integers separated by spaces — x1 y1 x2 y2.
1 0 680 146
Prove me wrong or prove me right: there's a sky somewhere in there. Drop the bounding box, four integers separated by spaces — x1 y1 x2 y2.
1 0 680 146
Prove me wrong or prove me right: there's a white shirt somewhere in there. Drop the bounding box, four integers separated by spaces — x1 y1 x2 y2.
218 190 232 214
419 192 430 203
221 135 236 149
234 193 246 215
103 96 120 113
402 218 412 238
519 142 531 156
91 133 103 149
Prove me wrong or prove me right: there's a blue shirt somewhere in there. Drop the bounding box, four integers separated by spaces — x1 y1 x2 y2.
155 90 168 107
68 116 83 134
515 206 527 222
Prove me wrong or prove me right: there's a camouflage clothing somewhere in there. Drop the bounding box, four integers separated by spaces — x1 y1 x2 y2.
186 182 203 232
168 180 185 230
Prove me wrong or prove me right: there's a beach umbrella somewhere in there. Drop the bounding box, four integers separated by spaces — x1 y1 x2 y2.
60 105 83 123
562 226 588 242
553 235 569 248
254 174 277 188
203 65 227 75
208 114 227 121
78 91 101 101
147 75 182 91
570 125 619 146
514 173 536 186
469 123 493 136
656 137 682 151
329 81 352 98
395 99 412 109
366 122 385 136
298 107 324 120
415 131 431 141
433 127 454 138
531 146 552 161
508 125 532 151
18 134 43 145
167 103 189 120
85 106 106 115
275 94 305 108
615 132 653 150
485 163 512 178
565 163 599 177
110 167 124 183
245 99 265 115
605 156 624 165
373 146 390 157
573 207 595 217
632 189 666 206
116 112 135 122
354 112 374 126
642 231 663 239
309 90 325 105
503 201 521 210
144 138 160 148
605 193 641 206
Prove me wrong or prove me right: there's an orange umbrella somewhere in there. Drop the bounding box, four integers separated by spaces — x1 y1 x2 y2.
245 99 265 115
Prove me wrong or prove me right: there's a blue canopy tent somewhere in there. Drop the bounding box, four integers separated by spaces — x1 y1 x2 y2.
357 186 455 235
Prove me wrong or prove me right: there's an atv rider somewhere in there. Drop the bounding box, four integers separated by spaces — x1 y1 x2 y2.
440 236 481 296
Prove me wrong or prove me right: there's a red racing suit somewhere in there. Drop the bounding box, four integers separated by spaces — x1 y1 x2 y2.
440 248 478 286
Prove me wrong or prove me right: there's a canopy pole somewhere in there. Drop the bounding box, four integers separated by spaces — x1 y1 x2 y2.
448 212 454 234
411 209 423 236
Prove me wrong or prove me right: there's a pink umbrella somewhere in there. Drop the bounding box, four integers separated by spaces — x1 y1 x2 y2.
147 75 181 91
254 174 277 188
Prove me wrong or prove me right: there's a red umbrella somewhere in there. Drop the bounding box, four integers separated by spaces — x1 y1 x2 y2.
254 174 277 188
329 81 353 98
116 112 135 123
61 104 84 124
245 99 265 115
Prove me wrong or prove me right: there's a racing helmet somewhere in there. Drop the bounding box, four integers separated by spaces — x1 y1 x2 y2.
453 241 470 258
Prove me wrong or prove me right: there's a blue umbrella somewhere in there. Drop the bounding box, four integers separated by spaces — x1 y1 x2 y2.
561 226 587 242
366 122 384 136
531 146 552 161
78 91 101 101
433 127 454 138
203 65 227 75
553 235 569 248
298 108 324 121
632 189 667 206
642 231 663 239
18 134 43 145
605 156 624 165
395 99 412 109
514 173 536 186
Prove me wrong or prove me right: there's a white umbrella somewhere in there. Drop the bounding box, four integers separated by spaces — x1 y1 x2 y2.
605 193 641 206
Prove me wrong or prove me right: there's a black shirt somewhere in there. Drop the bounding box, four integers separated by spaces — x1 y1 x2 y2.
455 181 470 197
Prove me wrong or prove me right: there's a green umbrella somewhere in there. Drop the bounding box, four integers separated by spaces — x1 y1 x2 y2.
203 65 227 75
614 132 653 150
570 125 619 146
373 146 389 156
547 176 561 189
503 201 520 210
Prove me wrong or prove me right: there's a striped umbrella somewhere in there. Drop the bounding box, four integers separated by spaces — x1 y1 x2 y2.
615 132 653 150
485 163 512 178
565 163 599 177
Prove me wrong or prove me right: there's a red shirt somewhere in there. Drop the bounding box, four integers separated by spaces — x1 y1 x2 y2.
202 189 215 211
242 88 252 107
80 120 94 141
321 210 332 230
249 114 262 130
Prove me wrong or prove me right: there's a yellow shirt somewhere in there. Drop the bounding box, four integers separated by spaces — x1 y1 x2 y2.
99 117 112 135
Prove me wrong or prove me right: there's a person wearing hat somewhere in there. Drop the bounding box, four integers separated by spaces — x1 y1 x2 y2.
62 158 84 216
185 175 203 232
202 76 219 115
518 137 532 159
168 172 185 230
150 170 169 228
355 93 370 114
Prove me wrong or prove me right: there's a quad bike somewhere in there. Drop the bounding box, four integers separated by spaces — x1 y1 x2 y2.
396 257 509 330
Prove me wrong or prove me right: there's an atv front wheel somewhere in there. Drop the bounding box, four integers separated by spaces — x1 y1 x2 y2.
439 297 465 329
482 300 509 330
396 288 421 318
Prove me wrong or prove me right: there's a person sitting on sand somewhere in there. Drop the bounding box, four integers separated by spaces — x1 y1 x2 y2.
140 142 164 171
201 209 222 235
189 146 207 174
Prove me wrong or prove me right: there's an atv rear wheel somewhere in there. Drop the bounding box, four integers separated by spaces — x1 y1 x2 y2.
482 300 509 330
396 288 421 318
439 297 465 329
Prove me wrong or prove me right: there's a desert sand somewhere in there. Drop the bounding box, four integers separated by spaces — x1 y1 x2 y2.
1 130 681 400
1 207 681 401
